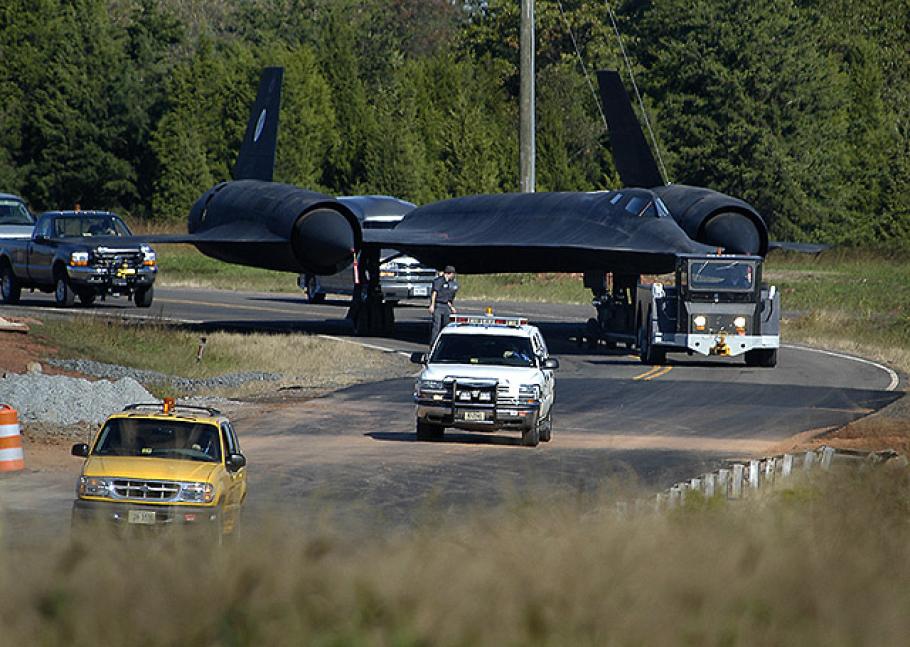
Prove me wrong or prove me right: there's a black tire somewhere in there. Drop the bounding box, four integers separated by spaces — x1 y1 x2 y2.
538 412 552 443
54 272 75 307
416 419 444 441
745 348 777 368
638 314 665 365
77 289 96 306
134 285 154 308
304 275 325 304
0 263 21 304
521 422 540 447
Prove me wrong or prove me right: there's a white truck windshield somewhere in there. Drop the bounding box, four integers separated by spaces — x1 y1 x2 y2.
431 334 536 367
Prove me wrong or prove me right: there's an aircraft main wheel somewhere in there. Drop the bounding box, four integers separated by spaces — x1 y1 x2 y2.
745 348 777 367
416 420 444 441
54 273 75 307
304 275 325 304
0 264 20 304
134 286 154 308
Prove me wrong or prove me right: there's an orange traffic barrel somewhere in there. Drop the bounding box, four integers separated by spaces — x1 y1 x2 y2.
0 404 24 472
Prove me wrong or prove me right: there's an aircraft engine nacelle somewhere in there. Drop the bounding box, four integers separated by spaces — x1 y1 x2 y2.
188 180 361 275
653 185 769 257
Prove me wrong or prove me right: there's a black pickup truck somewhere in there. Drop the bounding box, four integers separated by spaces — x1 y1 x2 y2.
0 210 157 307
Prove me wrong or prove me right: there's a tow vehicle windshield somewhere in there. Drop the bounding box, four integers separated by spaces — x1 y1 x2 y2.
52 215 131 238
431 334 536 367
690 260 755 291
0 199 33 225
93 418 222 463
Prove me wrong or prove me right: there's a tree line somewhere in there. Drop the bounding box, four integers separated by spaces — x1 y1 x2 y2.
1 0 907 247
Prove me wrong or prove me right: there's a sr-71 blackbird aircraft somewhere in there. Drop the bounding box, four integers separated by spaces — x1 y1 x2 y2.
122 66 783 335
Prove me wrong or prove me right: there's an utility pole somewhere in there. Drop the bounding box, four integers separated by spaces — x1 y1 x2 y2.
519 0 535 193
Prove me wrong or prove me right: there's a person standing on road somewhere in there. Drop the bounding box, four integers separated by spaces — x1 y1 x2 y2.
429 265 458 346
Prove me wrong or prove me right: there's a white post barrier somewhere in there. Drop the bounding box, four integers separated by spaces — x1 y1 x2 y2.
749 460 760 490
704 473 716 498
804 451 816 471
717 469 730 497
731 464 744 499
782 453 794 477
821 446 835 470
764 458 776 486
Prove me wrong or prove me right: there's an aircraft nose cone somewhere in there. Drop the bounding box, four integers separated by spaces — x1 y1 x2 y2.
701 212 762 255
291 207 356 275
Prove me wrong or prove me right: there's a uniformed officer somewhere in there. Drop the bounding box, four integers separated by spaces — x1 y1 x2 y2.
429 265 458 345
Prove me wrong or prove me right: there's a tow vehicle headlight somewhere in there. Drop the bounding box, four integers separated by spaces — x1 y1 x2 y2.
141 244 157 267
733 316 747 329
519 384 540 403
693 315 707 331
78 476 112 497
178 482 215 504
70 251 89 267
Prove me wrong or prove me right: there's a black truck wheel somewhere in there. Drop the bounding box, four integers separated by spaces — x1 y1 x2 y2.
745 348 777 367
0 264 21 304
538 412 552 443
521 422 540 447
638 314 666 365
134 286 154 308
77 289 96 306
54 273 75 307
416 420 444 441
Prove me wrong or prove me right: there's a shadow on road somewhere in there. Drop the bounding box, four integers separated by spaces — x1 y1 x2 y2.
366 431 525 447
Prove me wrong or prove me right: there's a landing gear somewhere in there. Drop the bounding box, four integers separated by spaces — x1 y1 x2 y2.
347 250 395 336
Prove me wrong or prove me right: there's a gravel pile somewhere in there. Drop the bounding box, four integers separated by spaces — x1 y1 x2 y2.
0 373 154 425
45 359 280 392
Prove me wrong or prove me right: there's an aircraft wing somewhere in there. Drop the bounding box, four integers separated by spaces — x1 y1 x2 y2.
363 191 714 275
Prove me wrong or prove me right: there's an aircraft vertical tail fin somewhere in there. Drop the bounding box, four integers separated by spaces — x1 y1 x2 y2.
596 70 664 188
233 67 284 182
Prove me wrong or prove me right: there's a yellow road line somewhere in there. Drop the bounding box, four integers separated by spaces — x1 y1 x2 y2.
633 366 673 381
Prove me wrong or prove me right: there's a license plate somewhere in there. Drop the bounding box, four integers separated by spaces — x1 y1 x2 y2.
412 286 428 296
462 410 487 422
128 509 156 525
116 269 136 277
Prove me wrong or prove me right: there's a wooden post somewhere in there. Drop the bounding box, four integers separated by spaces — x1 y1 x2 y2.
717 469 730 497
749 460 760 490
804 451 816 471
764 458 776 486
782 453 794 477
731 464 744 498
704 473 716 498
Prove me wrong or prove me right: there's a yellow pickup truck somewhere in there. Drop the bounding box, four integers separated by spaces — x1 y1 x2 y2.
71 399 247 538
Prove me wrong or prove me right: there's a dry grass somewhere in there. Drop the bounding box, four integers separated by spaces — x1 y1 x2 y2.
3 471 910 645
33 316 412 397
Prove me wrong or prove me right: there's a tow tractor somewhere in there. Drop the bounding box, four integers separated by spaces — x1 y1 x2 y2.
582 254 780 366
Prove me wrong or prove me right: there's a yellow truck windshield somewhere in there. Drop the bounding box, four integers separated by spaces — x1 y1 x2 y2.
93 418 221 463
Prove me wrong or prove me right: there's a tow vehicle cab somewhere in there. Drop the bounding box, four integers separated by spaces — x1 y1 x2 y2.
412 314 559 447
70 399 247 538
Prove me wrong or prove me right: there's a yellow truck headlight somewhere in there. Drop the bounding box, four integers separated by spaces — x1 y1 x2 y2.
178 482 215 504
78 476 112 497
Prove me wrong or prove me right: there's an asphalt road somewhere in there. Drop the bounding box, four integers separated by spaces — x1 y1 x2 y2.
0 286 903 536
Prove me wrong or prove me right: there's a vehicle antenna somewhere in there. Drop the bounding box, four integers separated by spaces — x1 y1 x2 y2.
603 1 671 185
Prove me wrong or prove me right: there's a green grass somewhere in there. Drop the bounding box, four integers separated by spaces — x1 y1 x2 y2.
155 245 294 292
3 470 910 645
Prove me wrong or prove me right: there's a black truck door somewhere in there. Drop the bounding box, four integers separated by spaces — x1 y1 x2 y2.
27 216 55 284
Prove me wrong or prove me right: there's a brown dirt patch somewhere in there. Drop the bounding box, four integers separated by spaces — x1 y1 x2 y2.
0 318 78 377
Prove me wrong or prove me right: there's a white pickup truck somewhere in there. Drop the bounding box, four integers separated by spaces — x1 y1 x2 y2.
411 314 559 447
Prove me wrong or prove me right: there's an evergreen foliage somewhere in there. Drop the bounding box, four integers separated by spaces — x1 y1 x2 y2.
0 0 906 248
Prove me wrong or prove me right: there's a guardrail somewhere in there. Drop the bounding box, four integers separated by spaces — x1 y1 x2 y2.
647 446 908 512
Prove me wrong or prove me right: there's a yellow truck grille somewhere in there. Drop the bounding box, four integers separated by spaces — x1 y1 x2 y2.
112 479 180 501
